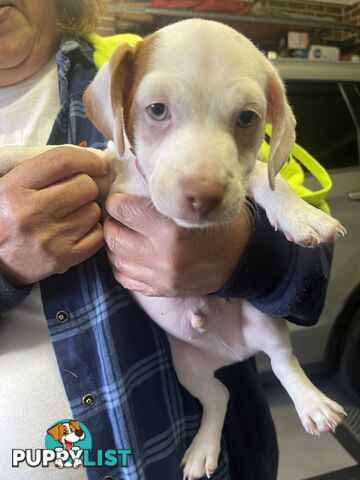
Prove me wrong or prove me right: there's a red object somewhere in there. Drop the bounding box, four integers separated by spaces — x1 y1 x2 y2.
130 146 147 179
64 440 72 451
195 1 251 13
152 1 201 8
151 0 251 13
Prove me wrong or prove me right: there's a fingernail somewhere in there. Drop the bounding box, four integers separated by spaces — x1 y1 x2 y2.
103 160 110 174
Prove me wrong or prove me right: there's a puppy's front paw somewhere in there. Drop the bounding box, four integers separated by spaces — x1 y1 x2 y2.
268 203 346 247
181 432 220 479
296 393 347 436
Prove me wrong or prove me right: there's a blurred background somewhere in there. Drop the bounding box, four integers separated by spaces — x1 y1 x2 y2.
96 0 359 61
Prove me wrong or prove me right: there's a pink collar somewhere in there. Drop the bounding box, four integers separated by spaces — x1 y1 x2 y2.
129 146 146 180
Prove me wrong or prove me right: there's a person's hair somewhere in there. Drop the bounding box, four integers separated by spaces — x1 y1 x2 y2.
56 0 106 37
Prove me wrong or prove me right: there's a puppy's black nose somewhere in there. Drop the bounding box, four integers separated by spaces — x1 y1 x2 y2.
75 429 83 438
182 180 225 215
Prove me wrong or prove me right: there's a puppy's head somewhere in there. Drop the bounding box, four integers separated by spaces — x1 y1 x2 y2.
47 421 85 445
84 19 296 228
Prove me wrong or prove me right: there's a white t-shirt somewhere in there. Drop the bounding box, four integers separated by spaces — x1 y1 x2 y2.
0 58 59 145
0 59 87 480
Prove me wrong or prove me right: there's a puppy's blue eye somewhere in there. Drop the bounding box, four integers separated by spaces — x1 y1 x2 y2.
147 103 169 121
236 111 257 128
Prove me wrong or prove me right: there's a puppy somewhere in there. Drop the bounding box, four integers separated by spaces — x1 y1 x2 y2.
1 19 347 480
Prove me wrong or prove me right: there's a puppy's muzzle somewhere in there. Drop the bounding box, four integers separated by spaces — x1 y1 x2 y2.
180 178 226 217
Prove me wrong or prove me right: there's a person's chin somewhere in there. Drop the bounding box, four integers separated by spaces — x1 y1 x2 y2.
0 14 33 71
0 38 28 70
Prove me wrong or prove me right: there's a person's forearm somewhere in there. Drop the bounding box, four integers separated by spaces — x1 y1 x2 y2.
214 206 333 326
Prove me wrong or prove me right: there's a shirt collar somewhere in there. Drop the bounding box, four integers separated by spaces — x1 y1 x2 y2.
55 35 95 105
57 35 95 67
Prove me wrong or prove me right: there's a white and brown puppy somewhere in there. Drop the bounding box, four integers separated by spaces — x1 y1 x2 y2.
1 19 346 480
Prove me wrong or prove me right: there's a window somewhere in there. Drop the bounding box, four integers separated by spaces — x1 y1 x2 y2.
286 81 360 169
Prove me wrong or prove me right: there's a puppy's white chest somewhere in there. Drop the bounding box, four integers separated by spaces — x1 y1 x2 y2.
132 293 258 364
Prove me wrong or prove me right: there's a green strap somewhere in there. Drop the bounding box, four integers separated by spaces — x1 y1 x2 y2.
261 125 331 213
85 32 142 68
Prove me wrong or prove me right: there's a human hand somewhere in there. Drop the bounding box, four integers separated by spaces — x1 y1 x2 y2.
104 193 252 296
0 146 109 285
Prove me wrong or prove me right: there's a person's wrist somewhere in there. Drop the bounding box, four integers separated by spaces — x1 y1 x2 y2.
0 265 33 313
0 260 28 288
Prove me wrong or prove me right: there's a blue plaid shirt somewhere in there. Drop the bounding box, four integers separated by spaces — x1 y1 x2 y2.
0 36 333 480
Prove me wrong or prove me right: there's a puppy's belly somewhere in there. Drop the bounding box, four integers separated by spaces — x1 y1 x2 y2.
132 293 259 365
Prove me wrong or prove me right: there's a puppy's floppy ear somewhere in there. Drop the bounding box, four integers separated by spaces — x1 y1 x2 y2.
47 423 63 442
70 420 81 431
83 44 135 157
265 63 296 190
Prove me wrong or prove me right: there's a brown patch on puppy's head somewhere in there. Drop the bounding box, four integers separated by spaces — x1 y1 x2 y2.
83 34 157 156
123 34 157 146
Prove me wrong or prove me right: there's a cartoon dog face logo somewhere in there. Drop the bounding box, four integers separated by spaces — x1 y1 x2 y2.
47 420 86 469
47 420 85 451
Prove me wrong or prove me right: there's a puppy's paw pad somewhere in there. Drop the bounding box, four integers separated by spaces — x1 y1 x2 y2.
298 395 346 435
181 436 220 480
307 216 346 244
268 204 346 246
